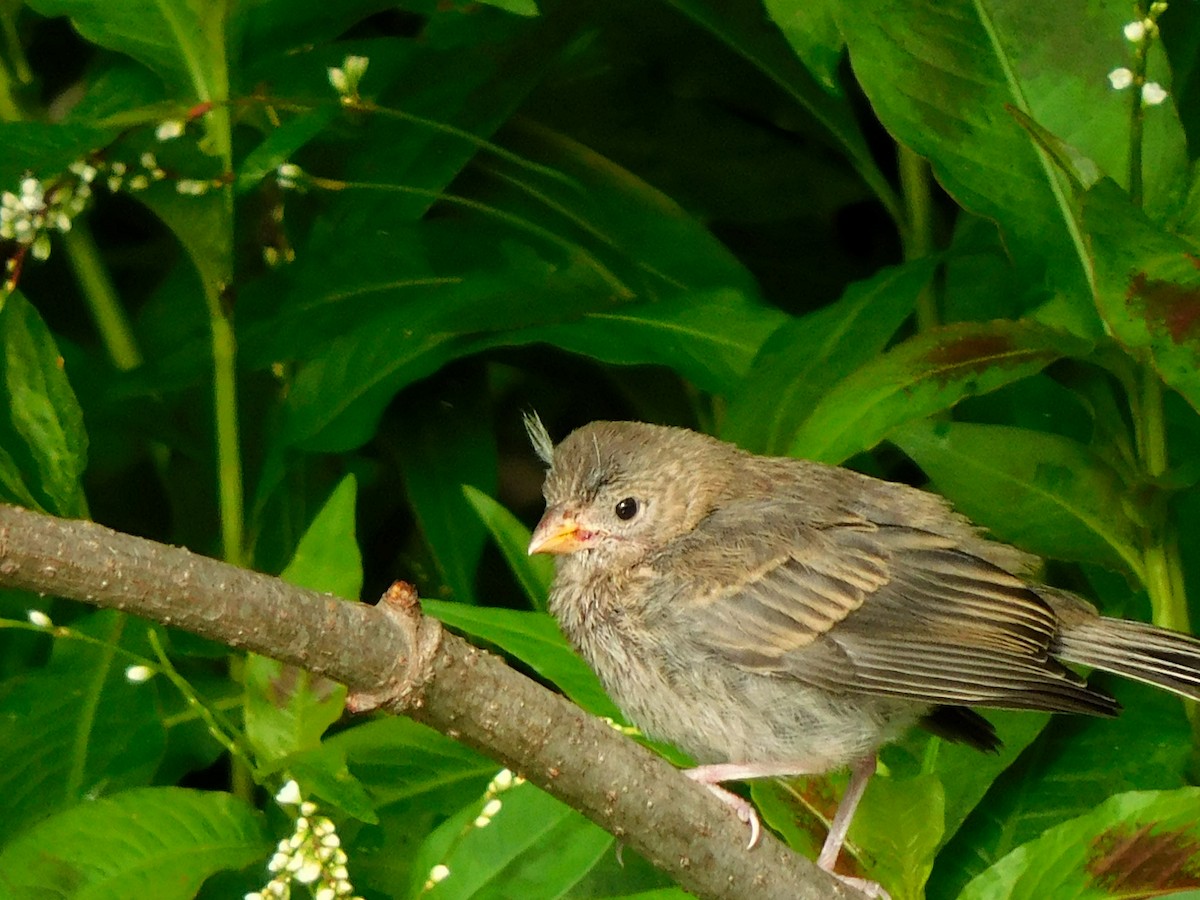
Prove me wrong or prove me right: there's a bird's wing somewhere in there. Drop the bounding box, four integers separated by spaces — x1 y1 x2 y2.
659 503 1114 715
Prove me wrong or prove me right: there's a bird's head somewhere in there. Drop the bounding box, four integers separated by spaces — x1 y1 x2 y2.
525 415 738 569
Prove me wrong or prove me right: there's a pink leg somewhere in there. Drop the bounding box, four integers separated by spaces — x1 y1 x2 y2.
817 755 875 870
686 755 890 899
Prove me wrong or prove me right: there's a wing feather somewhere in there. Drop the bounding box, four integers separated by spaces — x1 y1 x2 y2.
656 503 1116 715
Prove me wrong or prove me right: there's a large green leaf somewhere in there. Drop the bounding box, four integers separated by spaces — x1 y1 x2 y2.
421 599 620 720
393 373 497 605
838 0 1176 301
1083 179 1200 416
244 476 359 765
789 320 1090 464
280 287 785 452
321 718 498 896
0 292 88 517
0 787 268 898
463 485 554 611
851 774 944 900
24 0 228 103
477 120 759 298
959 788 1200 900
410 781 613 900
669 0 900 224
0 611 164 840
892 419 1144 578
723 258 932 454
931 677 1194 898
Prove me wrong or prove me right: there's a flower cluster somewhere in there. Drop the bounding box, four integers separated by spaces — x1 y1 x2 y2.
247 781 363 900
0 115 230 292
1 169 90 288
420 768 525 894
1108 2 1170 106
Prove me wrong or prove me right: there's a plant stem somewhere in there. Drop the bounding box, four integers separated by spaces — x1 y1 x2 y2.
899 145 938 330
63 227 142 370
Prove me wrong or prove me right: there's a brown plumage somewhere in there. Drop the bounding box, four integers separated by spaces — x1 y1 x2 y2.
526 418 1200 897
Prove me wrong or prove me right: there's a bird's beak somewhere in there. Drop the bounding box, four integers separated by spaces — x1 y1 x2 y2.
528 506 586 555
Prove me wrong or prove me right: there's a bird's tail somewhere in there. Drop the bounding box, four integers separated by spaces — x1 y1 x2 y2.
1055 616 1200 702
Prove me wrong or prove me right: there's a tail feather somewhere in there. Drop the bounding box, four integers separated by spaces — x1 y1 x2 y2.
1056 618 1200 702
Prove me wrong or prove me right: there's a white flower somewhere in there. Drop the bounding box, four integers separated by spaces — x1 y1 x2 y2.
27 609 52 627
294 859 322 884
327 66 348 94
1108 67 1134 90
175 179 209 195
124 665 155 683
1142 82 1169 105
1124 20 1146 42
429 864 450 884
155 120 185 141
276 780 303 806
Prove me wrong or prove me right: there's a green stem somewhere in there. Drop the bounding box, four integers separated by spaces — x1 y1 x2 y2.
209 299 244 567
63 227 142 370
899 145 938 330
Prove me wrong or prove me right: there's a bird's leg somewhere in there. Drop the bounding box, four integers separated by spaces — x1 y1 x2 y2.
685 755 889 899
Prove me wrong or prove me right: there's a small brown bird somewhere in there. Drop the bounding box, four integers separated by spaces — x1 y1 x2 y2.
526 417 1200 897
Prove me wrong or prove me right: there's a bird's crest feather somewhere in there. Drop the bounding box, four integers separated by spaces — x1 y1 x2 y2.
523 410 555 466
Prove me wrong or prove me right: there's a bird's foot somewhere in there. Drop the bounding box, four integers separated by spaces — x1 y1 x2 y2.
683 769 761 848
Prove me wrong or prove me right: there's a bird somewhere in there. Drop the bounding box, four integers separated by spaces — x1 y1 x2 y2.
524 416 1200 898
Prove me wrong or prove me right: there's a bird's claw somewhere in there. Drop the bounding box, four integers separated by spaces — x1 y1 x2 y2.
685 772 762 849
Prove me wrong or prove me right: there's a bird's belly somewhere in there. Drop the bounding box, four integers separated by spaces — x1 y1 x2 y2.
574 621 919 770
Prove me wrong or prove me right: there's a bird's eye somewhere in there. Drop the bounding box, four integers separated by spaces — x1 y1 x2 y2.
614 497 639 520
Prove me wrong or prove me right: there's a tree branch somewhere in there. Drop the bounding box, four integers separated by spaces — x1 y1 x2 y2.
0 504 864 899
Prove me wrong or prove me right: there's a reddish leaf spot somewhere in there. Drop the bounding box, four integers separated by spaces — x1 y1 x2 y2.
1126 272 1200 345
1086 823 1200 896
925 333 1018 368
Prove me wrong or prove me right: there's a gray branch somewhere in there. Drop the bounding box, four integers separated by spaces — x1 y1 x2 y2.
0 504 864 900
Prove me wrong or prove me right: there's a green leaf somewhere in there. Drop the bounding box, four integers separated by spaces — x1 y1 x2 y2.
478 0 539 15
0 787 269 898
235 106 338 193
463 485 553 610
279 474 363 600
412 781 613 899
669 0 899 224
959 788 1200 900
0 292 88 516
25 0 228 104
892 419 1144 579
394 374 497 604
504 288 788 395
1083 179 1200 416
789 320 1090 464
321 718 498 896
723 259 932 453
932 677 1194 897
323 717 495 810
763 0 844 94
280 287 785 452
481 121 759 298
0 611 165 839
276 745 379 824
421 599 620 720
851 774 944 900
840 0 1099 298
244 476 360 765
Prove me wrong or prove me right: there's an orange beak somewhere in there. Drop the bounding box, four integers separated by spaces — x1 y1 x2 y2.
528 506 587 555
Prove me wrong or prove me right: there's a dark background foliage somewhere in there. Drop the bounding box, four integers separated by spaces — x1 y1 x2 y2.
1 0 1200 897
